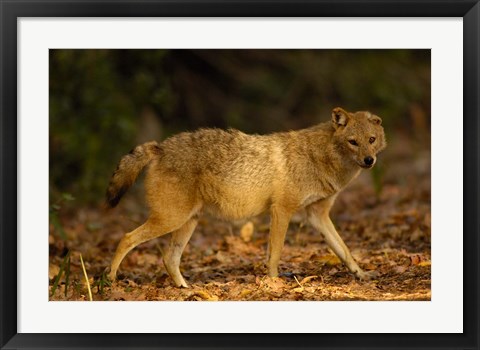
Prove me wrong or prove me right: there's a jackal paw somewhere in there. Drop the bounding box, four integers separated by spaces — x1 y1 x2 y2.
176 281 189 288
355 269 379 281
103 266 116 282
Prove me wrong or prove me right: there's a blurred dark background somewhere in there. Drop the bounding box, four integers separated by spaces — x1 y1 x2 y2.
49 49 431 203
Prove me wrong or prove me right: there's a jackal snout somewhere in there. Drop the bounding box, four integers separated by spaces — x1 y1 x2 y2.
363 156 374 168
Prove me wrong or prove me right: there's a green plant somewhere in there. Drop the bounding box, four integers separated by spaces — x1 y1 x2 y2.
93 270 112 295
50 250 71 298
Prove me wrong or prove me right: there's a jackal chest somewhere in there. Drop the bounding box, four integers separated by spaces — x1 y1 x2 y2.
300 193 326 207
296 175 344 208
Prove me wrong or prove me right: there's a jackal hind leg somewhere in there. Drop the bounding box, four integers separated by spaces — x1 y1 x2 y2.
163 218 198 288
267 205 292 277
307 199 375 281
108 211 195 282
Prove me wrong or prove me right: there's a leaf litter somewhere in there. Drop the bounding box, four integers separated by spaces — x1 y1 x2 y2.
49 140 431 301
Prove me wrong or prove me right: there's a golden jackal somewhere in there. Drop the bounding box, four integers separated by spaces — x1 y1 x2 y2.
106 107 386 287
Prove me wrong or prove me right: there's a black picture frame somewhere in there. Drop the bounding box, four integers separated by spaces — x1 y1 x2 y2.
1 1 478 349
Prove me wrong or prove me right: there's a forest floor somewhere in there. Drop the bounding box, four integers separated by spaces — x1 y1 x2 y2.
49 134 431 301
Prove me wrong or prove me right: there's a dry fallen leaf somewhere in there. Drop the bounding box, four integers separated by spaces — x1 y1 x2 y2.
263 277 287 292
193 290 219 301
317 254 341 266
393 265 408 274
49 264 60 280
300 275 318 285
363 263 377 271
240 221 254 242
410 255 422 265
239 289 253 297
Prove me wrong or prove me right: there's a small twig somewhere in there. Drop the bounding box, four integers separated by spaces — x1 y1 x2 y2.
294 275 303 288
79 254 93 301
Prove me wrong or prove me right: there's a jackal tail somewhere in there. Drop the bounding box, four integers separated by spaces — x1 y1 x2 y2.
105 141 161 208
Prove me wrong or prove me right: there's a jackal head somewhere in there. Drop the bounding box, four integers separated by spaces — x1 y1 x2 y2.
331 107 387 169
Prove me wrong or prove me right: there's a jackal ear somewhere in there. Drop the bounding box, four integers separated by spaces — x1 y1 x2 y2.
332 107 349 128
368 114 382 125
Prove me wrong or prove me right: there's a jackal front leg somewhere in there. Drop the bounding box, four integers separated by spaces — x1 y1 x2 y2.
307 199 376 280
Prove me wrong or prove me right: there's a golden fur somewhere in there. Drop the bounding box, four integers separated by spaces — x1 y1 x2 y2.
106 107 386 287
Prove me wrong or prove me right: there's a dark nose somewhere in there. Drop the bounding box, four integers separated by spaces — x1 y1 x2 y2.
364 156 374 166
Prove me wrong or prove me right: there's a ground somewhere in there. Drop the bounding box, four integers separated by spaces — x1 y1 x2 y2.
49 134 431 301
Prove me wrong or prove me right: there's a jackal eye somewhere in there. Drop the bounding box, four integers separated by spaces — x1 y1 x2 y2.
369 137 376 144
348 140 358 146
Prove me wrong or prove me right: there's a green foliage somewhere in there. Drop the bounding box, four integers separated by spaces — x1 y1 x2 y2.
50 50 172 202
